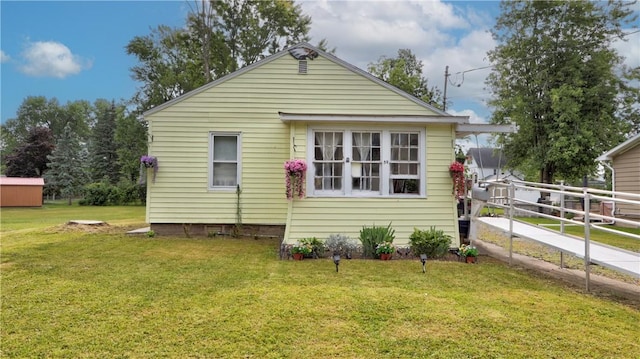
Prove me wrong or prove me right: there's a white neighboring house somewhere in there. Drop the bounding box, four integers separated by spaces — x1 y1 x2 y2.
466 148 540 204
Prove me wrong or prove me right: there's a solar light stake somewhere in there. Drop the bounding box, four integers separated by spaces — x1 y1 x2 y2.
420 254 427 273
333 255 340 273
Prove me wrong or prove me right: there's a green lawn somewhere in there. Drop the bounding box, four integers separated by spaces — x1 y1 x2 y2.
2 205 639 358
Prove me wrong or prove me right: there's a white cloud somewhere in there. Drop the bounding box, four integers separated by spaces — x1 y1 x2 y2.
422 29 496 109
301 0 496 113
447 108 487 124
19 41 91 78
301 0 469 70
301 0 637 120
613 31 640 69
0 50 10 63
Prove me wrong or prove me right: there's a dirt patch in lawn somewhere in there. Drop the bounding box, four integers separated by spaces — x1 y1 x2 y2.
50 222 142 235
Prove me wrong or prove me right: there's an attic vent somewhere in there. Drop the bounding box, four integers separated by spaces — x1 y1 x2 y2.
298 60 308 74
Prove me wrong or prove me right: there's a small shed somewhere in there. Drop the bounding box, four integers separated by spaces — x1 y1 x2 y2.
0 177 45 207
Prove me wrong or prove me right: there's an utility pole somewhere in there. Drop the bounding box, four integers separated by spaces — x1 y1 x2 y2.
443 65 449 111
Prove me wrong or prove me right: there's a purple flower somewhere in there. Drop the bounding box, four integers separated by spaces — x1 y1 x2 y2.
139 155 158 183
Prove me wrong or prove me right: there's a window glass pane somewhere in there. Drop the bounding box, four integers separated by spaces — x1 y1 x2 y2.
391 148 399 161
372 147 380 161
401 148 409 161
213 163 237 186
372 133 380 146
410 134 418 146
391 179 420 194
410 148 418 161
213 136 237 161
400 133 408 146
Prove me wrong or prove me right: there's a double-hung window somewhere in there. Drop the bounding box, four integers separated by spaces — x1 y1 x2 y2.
313 131 344 194
389 132 420 194
310 128 425 197
210 132 240 189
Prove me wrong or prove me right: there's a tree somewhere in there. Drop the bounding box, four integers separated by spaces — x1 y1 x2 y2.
208 0 311 71
115 113 148 183
486 0 640 184
3 127 55 177
126 0 315 112
88 100 121 184
1 96 91 157
44 123 87 205
368 49 443 109
126 25 212 111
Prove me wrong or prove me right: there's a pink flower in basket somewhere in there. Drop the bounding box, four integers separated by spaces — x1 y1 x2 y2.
284 159 307 199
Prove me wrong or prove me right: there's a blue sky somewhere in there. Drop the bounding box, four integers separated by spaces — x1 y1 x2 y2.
1 1 189 123
2 0 639 149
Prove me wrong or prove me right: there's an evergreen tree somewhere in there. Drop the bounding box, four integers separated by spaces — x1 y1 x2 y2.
486 0 640 184
88 100 120 183
44 123 87 205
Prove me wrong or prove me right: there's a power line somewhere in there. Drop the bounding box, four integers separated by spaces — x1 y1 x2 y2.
442 27 639 110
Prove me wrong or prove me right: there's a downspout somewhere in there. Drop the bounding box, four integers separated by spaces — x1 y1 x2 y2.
599 160 616 221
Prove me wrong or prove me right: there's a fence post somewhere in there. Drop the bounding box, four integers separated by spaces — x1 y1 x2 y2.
584 190 591 292
560 181 565 268
509 182 515 266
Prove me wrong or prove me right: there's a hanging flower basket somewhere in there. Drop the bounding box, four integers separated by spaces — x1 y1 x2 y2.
449 161 465 200
284 159 307 199
139 155 158 184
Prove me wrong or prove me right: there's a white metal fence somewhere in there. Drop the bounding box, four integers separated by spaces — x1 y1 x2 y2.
473 179 640 290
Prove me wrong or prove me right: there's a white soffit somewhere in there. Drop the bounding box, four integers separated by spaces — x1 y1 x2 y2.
279 112 469 124
456 123 517 138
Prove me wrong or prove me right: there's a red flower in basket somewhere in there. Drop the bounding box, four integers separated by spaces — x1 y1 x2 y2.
449 161 466 199
449 161 465 173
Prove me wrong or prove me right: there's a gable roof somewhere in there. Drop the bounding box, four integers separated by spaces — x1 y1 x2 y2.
466 148 508 169
144 43 451 117
0 177 45 186
597 133 640 161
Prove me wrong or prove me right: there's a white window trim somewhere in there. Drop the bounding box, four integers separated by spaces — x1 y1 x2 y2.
208 132 242 190
307 126 426 198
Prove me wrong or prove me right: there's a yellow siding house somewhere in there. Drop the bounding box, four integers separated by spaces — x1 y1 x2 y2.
143 43 473 248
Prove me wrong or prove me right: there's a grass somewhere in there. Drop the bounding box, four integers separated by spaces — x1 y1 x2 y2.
2 205 640 358
1 201 146 232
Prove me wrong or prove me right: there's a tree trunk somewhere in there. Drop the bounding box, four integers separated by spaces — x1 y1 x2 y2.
539 165 554 200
